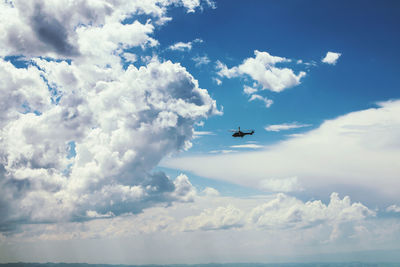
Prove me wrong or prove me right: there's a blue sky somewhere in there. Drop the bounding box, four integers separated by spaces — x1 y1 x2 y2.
0 0 400 264
155 0 400 151
158 0 400 203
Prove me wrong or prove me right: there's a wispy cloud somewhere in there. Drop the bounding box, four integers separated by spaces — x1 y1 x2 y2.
168 38 203 51
249 94 273 108
182 0 216 13
194 130 214 137
265 122 311 132
209 149 236 154
192 55 211 66
243 85 258 95
230 144 263 149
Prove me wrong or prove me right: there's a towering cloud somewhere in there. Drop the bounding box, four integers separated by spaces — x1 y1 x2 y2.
0 0 219 231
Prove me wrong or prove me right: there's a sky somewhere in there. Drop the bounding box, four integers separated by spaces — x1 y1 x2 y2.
0 0 400 264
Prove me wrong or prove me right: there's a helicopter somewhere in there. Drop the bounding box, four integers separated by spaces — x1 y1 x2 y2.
230 127 255 138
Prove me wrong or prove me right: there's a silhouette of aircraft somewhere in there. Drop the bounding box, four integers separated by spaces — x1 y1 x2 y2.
230 127 254 138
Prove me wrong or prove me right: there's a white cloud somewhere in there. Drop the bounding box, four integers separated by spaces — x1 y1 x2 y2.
259 177 302 192
215 60 239 78
217 50 306 92
168 41 193 51
179 0 216 13
0 56 218 225
180 0 201 13
249 94 273 108
86 210 115 218
163 100 400 204
194 130 214 137
0 59 51 128
168 38 203 51
265 122 312 132
1 1 398 262
182 205 244 231
6 191 375 238
213 77 222 85
195 120 205 127
250 192 375 229
3 188 396 263
243 85 258 95
230 144 264 149
202 187 220 196
297 59 318 67
192 55 211 66
322 51 342 65
0 0 211 61
0 0 221 231
76 20 158 66
209 149 236 154
0 0 162 59
122 52 137 63
386 205 400 213
171 174 197 202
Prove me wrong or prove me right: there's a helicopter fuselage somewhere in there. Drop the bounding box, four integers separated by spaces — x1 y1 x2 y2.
232 130 254 138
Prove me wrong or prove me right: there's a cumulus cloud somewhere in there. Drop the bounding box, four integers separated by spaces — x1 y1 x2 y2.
0 59 51 128
265 122 312 132
3 191 376 239
0 58 218 228
0 0 220 231
16 191 372 237
0 0 212 60
217 50 306 92
3 189 392 263
1 0 145 58
202 187 220 196
322 51 342 65
250 192 375 229
171 174 197 202
163 100 400 204
182 205 244 231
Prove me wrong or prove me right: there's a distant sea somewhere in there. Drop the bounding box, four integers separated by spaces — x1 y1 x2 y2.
1 262 399 267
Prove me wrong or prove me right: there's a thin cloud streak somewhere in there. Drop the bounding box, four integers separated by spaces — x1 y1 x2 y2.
265 122 312 132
